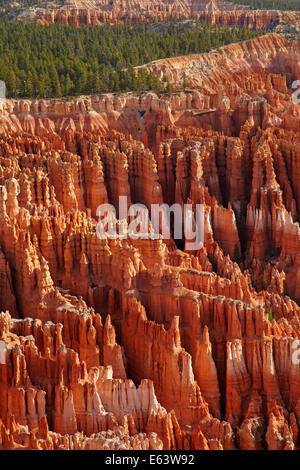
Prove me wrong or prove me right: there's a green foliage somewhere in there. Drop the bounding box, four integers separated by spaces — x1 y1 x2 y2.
182 72 191 90
227 0 300 11
0 20 260 98
166 82 174 93
266 307 273 322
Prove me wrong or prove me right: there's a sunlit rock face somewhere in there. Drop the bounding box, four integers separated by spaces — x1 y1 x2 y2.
1 34 300 450
9 0 300 31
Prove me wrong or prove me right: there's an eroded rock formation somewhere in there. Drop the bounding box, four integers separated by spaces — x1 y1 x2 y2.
1 34 300 450
10 0 300 31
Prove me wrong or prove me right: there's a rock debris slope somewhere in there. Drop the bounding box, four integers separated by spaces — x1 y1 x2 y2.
1 34 300 450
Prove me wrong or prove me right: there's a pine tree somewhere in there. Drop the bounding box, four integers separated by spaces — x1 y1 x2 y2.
0 19 261 99
63 74 74 96
6 70 17 96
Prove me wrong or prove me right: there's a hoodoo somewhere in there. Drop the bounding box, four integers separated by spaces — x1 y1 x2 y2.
10 0 300 31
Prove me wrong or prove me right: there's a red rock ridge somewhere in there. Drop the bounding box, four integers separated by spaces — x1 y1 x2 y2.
11 0 300 30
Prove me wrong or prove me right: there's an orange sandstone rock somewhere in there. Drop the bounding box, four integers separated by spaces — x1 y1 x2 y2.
0 34 300 450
